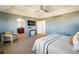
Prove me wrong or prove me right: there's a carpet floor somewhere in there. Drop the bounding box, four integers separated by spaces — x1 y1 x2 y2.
1 35 43 54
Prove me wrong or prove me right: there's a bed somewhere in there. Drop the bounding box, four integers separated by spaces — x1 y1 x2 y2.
32 33 79 54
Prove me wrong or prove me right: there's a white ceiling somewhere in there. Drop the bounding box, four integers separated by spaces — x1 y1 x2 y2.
0 5 79 19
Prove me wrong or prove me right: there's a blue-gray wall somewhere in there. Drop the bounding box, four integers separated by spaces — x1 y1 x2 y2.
1 11 79 36
46 11 79 35
0 12 37 36
0 12 2 31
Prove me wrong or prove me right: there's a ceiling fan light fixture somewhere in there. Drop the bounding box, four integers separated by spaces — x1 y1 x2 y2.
35 5 50 13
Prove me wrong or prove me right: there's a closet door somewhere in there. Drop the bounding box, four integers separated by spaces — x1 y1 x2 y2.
37 20 46 35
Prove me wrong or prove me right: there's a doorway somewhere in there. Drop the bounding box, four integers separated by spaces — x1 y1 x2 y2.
37 20 46 35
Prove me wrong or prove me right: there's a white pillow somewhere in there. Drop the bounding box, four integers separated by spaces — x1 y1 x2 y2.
73 34 79 51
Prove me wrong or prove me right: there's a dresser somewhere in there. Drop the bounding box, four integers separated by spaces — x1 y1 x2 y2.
17 28 25 40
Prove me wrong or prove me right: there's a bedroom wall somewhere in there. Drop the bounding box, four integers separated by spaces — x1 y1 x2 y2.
0 12 2 33
0 12 37 36
46 11 79 35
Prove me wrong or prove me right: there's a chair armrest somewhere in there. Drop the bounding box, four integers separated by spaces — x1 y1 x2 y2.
12 33 18 36
12 33 18 35
12 33 18 39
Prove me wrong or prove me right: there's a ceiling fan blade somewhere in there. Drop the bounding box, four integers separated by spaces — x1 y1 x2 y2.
35 5 43 12
44 10 49 12
40 5 43 10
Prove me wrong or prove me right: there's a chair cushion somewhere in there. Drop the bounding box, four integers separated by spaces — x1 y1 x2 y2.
4 32 12 35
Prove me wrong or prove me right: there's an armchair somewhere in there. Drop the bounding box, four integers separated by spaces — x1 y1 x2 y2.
1 32 18 44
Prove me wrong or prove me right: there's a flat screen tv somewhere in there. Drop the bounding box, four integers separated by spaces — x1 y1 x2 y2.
28 20 36 26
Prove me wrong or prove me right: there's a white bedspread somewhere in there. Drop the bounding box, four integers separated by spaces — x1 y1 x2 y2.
32 34 79 54
48 35 79 54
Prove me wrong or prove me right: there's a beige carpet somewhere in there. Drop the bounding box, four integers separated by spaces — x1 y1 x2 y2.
1 35 43 54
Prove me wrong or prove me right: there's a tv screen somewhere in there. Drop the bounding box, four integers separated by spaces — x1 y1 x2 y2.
28 20 36 26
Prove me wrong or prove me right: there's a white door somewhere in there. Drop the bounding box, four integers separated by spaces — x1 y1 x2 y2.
37 20 46 35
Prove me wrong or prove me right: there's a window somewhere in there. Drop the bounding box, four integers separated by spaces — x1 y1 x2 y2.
17 18 25 28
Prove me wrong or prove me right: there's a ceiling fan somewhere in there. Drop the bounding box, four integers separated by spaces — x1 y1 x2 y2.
35 5 49 13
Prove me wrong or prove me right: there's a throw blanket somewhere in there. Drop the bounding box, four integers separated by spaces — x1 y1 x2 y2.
32 34 63 54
